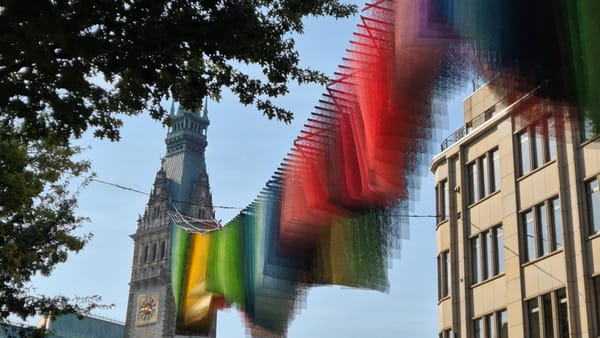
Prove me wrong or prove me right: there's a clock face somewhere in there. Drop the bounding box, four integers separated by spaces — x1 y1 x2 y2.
136 294 159 325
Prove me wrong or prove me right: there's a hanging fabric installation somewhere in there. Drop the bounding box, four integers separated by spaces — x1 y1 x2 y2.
171 0 600 336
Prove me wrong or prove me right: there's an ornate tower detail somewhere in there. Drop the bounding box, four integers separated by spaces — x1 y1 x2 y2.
124 103 214 338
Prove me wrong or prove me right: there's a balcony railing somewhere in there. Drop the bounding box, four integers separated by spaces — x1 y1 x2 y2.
440 107 495 151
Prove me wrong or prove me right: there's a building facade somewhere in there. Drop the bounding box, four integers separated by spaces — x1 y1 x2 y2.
431 77 600 338
124 104 215 338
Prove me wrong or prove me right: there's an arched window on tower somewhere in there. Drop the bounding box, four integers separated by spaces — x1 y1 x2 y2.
142 244 149 264
151 242 158 262
160 240 167 260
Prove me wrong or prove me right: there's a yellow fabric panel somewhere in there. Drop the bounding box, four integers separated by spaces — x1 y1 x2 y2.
181 233 214 328
328 220 355 286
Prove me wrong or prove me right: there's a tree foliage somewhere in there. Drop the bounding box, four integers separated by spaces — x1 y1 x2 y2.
0 0 357 332
1 0 357 142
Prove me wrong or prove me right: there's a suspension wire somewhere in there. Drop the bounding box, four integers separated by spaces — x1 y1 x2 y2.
469 222 582 297
90 177 443 218
90 177 242 210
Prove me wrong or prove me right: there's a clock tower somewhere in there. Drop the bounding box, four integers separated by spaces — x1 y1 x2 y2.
124 103 215 338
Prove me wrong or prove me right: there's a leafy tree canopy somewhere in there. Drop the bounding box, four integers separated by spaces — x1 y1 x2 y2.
0 0 357 331
1 0 357 141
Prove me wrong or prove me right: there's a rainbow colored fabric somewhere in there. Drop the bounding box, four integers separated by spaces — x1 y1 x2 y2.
172 0 600 335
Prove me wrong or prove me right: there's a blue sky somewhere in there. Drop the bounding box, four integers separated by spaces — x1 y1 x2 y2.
29 8 467 337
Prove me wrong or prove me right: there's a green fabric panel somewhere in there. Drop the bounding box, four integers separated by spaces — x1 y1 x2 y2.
325 213 388 291
170 223 190 315
206 218 245 307
566 0 600 132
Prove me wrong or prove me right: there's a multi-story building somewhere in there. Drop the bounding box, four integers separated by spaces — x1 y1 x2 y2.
431 76 600 338
124 104 215 338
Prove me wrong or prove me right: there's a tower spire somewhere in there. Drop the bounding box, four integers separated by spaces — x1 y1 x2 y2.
203 97 209 118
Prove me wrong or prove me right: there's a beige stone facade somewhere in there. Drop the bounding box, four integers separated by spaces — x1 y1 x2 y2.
431 77 600 338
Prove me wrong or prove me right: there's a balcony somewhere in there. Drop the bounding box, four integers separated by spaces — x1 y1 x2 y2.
440 107 495 151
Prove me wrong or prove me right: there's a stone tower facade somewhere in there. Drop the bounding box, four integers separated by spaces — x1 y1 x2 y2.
124 103 214 338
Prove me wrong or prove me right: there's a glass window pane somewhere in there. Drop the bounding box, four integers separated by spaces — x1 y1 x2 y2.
151 242 157 261
496 226 505 273
528 298 540 338
557 289 569 338
444 252 451 297
437 255 442 299
485 230 493 279
143 244 149 263
534 124 544 168
525 211 536 261
160 240 167 260
520 132 531 175
587 180 600 234
472 237 481 284
548 119 557 160
543 294 554 338
486 314 496 338
582 114 596 141
444 181 450 220
474 318 483 338
552 198 563 249
469 162 479 204
594 277 600 336
499 310 508 338
483 155 490 196
436 185 440 222
538 204 549 255
438 252 450 298
492 149 500 192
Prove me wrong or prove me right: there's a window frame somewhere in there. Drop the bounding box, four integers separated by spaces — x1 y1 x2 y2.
142 244 150 264
468 148 500 205
438 250 451 299
593 275 600 336
159 240 167 260
471 224 504 285
437 179 450 223
585 178 600 236
521 198 563 263
439 328 453 338
517 119 557 177
473 309 507 338
526 288 569 338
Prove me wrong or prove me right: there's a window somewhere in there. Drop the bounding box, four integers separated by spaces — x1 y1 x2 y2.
499 310 508 338
439 328 453 338
518 119 557 176
581 114 597 141
437 179 450 223
528 298 540 338
485 313 495 338
468 149 500 204
492 149 500 193
519 131 531 175
150 242 158 262
594 276 600 336
471 225 504 284
586 179 600 235
521 198 563 262
474 317 483 338
526 289 569 338
472 235 482 284
142 244 150 264
160 240 167 260
468 161 480 204
551 199 563 248
557 289 569 338
438 251 451 299
473 309 507 338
